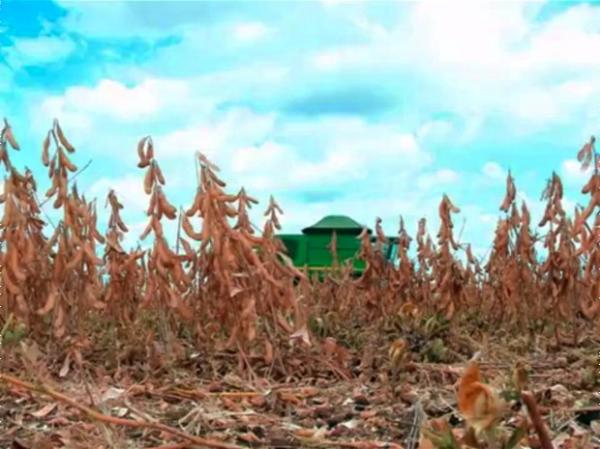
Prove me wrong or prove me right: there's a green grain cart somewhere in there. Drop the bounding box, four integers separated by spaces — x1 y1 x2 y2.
277 215 398 276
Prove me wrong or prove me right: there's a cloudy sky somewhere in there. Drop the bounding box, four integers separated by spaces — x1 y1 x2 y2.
0 0 598 257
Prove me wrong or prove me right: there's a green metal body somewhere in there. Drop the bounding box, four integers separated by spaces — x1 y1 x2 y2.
277 215 398 276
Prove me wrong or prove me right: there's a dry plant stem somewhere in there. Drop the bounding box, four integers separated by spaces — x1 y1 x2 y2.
521 390 554 449
33 191 57 229
39 158 93 207
296 438 403 448
0 313 14 338
165 385 331 400
175 206 183 255
0 372 244 449
571 405 600 413
145 444 197 449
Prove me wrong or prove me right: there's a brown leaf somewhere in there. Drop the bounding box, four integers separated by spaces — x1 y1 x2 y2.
59 353 71 378
30 403 57 418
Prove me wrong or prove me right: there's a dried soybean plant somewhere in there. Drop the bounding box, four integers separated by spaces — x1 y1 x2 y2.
514 202 541 326
183 152 254 347
0 169 49 323
258 196 309 367
484 172 536 327
431 194 464 320
309 234 357 329
102 190 145 324
45 186 106 337
0 120 52 326
414 218 436 309
461 243 482 314
575 135 599 227
355 220 390 320
483 213 512 322
41 120 107 336
182 153 260 347
43 119 77 209
0 118 20 153
574 136 600 320
391 216 417 309
259 196 304 322
183 152 297 368
538 172 581 345
233 187 258 235
356 223 383 320
575 210 600 319
137 136 193 322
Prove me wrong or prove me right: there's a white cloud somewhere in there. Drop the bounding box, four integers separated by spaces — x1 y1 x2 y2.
482 162 505 181
4 35 76 67
320 0 366 6
121 220 150 250
561 158 593 186
311 2 533 75
231 22 270 44
417 168 459 190
232 141 289 174
416 119 454 141
155 107 276 160
410 2 530 66
479 213 497 225
562 196 578 215
296 121 429 186
231 140 363 190
151 115 431 197
29 77 196 155
31 96 95 144
41 79 190 122
312 47 366 71
525 5 600 71
499 79 600 128
309 2 600 132
87 175 149 214
516 190 545 223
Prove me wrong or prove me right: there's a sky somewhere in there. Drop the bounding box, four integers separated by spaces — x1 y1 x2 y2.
0 0 599 258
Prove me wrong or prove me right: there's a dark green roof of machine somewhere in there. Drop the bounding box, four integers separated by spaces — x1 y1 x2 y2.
302 215 371 234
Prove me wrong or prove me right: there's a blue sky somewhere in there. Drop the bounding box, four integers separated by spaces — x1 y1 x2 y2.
0 0 599 257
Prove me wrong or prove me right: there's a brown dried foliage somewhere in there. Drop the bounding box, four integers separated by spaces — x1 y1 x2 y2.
0 120 598 377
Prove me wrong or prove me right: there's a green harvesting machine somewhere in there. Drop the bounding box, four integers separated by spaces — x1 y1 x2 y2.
277 215 399 277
